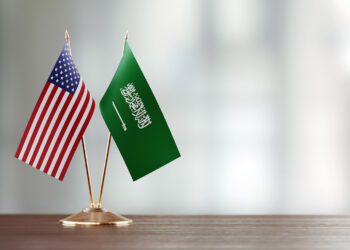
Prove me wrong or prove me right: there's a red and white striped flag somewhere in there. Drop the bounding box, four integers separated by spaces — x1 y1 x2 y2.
15 38 95 181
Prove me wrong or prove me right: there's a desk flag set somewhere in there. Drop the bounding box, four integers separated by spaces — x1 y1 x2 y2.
14 31 180 226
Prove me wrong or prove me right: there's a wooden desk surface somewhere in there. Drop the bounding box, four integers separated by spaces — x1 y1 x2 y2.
1 215 350 249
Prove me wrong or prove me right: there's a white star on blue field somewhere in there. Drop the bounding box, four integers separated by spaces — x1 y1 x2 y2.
48 42 80 94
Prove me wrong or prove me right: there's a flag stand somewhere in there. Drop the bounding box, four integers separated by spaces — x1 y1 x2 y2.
59 31 132 226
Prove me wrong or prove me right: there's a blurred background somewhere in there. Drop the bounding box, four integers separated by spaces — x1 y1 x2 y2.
0 0 349 214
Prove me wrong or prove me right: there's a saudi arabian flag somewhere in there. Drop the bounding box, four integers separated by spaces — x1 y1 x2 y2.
100 41 180 181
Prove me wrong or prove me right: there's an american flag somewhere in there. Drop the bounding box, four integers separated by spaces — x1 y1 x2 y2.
15 41 95 181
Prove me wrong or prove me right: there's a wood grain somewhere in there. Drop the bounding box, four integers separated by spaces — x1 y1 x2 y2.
1 215 350 249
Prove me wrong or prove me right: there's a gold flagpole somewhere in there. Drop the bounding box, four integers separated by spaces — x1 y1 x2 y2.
65 30 95 208
97 133 111 208
97 31 128 208
81 137 95 208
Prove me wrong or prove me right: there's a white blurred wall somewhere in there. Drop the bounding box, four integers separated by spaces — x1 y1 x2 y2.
0 0 349 214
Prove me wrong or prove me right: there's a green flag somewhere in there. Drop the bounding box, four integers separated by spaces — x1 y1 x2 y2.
100 41 180 181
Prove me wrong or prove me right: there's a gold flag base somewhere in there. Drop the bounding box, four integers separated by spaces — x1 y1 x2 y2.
59 207 133 226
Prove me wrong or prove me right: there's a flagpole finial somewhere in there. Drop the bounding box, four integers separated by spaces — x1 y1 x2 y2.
65 30 72 56
122 31 129 55
125 31 128 41
65 29 70 42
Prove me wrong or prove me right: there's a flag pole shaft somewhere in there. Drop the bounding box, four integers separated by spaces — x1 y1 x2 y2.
97 133 111 208
81 136 95 208
65 30 95 208
97 31 128 208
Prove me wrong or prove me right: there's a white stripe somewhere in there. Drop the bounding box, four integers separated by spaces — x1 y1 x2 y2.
32 91 69 168
55 96 93 179
26 88 62 164
39 81 83 172
47 84 88 175
18 84 54 160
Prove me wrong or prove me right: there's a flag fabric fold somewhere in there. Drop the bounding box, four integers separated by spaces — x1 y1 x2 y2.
15 40 95 181
100 41 180 181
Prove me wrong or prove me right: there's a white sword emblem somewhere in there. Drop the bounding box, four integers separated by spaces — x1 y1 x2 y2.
112 101 127 131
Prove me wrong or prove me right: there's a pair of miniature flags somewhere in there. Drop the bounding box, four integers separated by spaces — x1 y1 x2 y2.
14 32 180 181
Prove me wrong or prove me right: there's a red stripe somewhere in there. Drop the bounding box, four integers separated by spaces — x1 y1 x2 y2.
51 90 90 177
15 82 50 158
59 98 95 181
29 89 65 166
21 85 58 163
43 84 85 173
36 93 73 170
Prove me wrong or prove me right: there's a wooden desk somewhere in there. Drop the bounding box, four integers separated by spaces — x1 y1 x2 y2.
1 215 350 249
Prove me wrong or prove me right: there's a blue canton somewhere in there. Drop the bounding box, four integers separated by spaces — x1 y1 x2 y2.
48 42 80 94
